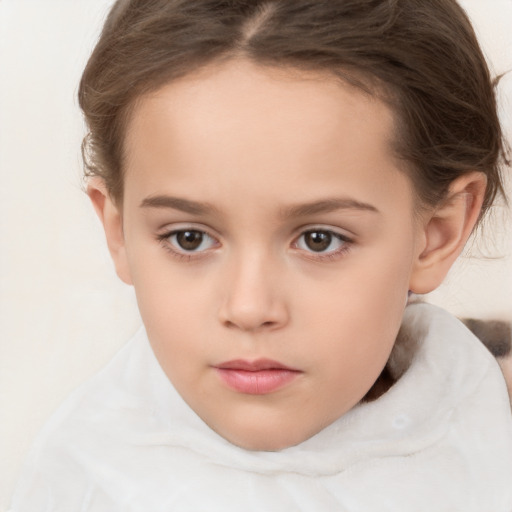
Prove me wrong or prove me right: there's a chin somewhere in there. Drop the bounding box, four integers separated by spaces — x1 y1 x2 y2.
216 421 317 452
230 434 299 452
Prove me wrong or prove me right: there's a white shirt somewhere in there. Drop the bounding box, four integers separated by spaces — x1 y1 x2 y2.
10 303 512 511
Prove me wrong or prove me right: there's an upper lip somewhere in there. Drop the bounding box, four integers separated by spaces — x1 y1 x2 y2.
214 359 301 372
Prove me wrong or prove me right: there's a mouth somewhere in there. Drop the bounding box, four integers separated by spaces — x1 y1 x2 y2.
213 359 302 395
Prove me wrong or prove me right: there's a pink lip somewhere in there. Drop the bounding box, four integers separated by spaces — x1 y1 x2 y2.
214 359 302 395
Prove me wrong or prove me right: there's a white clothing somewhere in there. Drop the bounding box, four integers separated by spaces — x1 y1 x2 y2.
10 304 512 511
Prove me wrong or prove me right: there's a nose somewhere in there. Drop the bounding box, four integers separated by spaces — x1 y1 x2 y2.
218 251 289 332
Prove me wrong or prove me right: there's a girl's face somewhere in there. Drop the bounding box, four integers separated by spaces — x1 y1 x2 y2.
117 60 425 450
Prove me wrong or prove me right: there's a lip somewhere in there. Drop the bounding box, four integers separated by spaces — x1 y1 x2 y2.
214 359 302 395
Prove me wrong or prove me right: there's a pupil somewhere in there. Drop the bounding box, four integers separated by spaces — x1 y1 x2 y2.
177 231 203 251
305 231 331 252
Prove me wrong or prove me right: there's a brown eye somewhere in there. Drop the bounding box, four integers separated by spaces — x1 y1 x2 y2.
166 229 216 253
303 230 333 252
295 229 350 256
175 230 203 251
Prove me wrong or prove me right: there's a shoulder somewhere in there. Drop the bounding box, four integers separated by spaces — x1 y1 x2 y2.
9 327 159 510
393 302 511 420
392 303 512 497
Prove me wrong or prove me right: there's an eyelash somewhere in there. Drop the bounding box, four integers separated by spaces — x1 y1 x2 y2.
293 229 353 261
156 227 354 262
156 228 218 262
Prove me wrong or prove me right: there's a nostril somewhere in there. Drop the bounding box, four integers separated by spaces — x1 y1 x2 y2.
222 319 238 329
222 319 276 331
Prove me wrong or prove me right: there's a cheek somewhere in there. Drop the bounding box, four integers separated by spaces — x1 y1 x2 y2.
135 274 209 337
133 275 213 390
125 247 211 350
301 241 413 376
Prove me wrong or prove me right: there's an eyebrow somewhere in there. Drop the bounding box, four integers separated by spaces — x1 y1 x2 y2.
140 195 219 215
281 198 379 218
139 195 379 217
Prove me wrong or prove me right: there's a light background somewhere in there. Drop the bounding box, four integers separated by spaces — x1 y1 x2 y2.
0 0 511 509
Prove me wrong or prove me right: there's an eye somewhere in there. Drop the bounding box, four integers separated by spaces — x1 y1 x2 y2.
165 229 217 253
295 229 350 255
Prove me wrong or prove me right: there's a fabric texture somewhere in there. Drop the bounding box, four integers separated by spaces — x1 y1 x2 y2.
10 303 512 511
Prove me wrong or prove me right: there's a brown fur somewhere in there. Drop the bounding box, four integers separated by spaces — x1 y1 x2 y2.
462 318 512 358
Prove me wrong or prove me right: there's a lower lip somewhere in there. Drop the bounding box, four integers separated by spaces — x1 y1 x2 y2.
215 368 301 394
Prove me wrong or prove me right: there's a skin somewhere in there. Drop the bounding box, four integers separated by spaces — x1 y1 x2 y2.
498 356 512 405
89 59 486 451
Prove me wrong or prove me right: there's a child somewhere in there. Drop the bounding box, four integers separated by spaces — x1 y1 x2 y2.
10 0 512 510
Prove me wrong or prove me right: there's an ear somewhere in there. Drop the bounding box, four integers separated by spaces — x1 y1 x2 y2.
87 177 133 285
409 172 487 294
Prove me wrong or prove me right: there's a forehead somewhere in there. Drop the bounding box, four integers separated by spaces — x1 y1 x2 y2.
125 59 395 154
122 59 409 213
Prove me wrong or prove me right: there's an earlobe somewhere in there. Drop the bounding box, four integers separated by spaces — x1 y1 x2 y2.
87 177 133 285
409 172 487 294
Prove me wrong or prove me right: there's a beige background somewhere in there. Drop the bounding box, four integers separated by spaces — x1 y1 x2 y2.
0 0 511 509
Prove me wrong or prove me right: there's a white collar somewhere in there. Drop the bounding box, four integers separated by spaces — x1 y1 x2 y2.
104 302 510 476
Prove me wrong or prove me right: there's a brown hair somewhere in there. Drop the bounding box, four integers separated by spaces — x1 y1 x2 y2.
79 0 509 219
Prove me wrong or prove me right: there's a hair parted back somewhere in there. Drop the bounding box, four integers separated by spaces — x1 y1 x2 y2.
79 0 509 220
